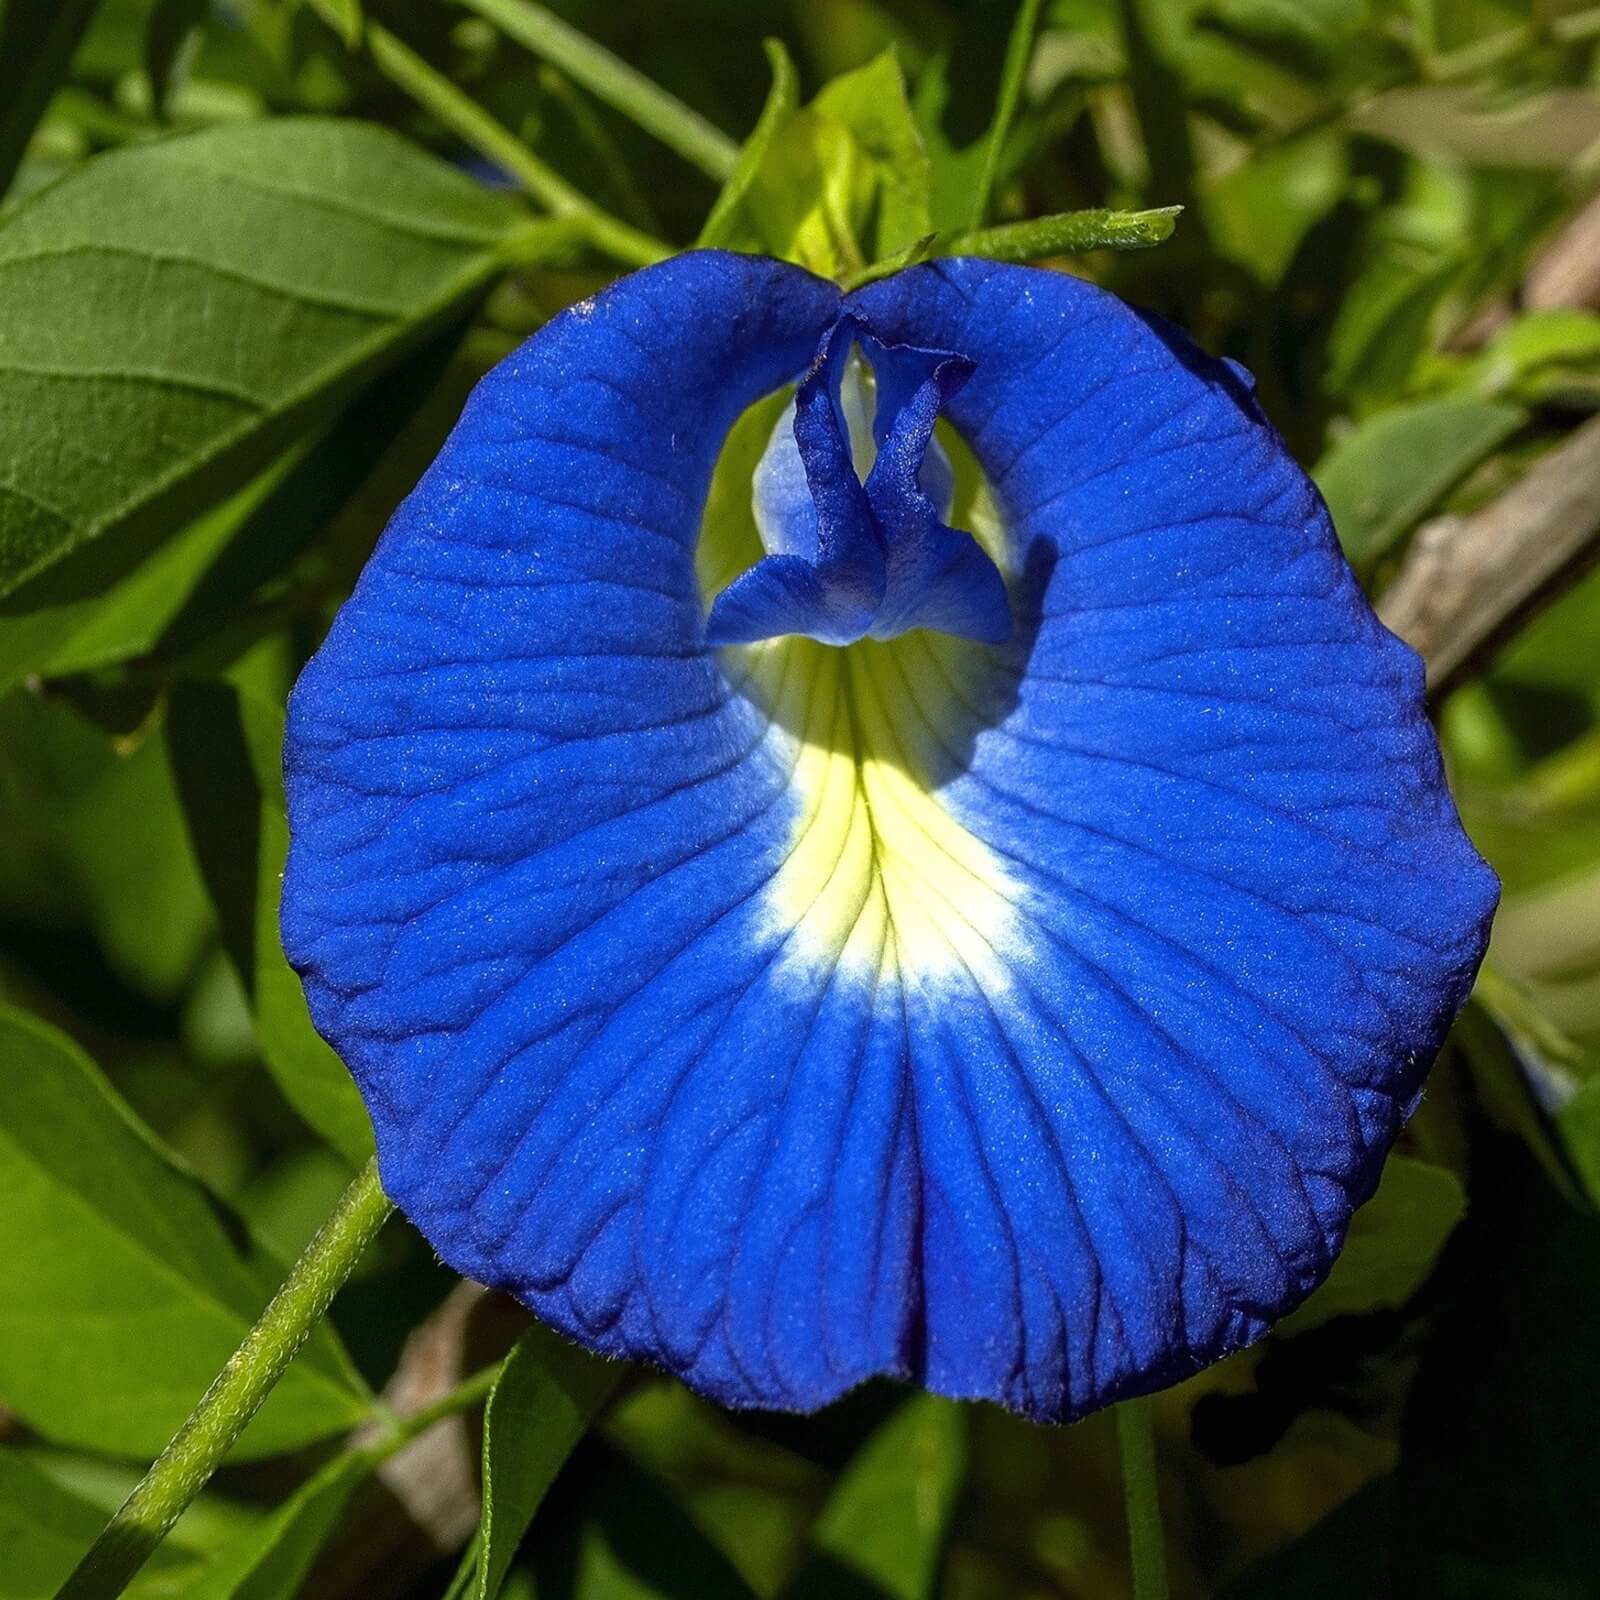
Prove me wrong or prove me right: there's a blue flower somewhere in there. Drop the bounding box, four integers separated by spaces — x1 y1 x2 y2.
282 251 1497 1421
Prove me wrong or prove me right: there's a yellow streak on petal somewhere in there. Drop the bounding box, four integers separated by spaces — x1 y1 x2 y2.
731 631 1022 988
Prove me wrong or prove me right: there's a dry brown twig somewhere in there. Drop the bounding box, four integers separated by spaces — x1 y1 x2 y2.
1377 411 1600 694
1378 185 1600 692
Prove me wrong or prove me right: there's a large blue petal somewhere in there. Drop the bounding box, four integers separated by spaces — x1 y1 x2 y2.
283 251 1496 1421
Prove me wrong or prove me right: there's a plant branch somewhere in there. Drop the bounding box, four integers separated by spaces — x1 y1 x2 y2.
1377 411 1600 695
305 0 668 268
55 1160 394 1600
457 0 738 182
1116 1396 1170 1600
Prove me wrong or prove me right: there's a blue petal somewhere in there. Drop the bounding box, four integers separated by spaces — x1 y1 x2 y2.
283 251 1496 1422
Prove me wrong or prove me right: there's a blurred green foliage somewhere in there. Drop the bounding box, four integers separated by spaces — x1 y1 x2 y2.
2 1 1599 1596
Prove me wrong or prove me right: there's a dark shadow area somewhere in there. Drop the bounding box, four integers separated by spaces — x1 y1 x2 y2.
1484 680 1595 766
529 1439 757 1600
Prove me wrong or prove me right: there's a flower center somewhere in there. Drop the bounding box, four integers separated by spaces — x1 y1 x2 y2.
704 314 1012 649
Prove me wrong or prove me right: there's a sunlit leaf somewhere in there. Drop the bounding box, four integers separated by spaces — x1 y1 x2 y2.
0 1006 371 1460
0 118 525 601
1314 394 1523 566
696 46 928 277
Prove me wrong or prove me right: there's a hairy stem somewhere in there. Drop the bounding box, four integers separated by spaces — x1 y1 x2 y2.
55 1160 394 1600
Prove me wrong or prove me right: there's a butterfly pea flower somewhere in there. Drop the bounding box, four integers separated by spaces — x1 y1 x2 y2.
281 251 1496 1421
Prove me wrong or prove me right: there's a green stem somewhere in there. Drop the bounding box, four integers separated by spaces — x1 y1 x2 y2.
368 1363 502 1464
307 0 668 268
457 0 738 181
1116 1396 1170 1600
969 0 1041 226
55 1160 395 1600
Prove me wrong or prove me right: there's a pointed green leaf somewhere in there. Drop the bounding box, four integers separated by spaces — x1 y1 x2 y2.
0 1006 371 1460
697 46 929 277
1314 395 1524 566
0 118 525 602
788 1396 966 1600
810 51 930 262
475 1327 623 1600
167 681 374 1167
1276 1154 1466 1336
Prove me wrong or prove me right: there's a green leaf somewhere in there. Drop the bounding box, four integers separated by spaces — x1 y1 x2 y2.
1325 259 1464 414
696 46 929 277
475 1326 624 1600
0 1006 371 1460
0 117 525 602
0 691 212 1001
167 681 374 1167
313 0 363 50
1 324 474 693
1205 131 1348 288
809 51 930 263
1558 1075 1600 1207
0 1448 198 1599
1275 1154 1466 1336
164 1451 370 1600
788 1396 966 1600
1313 395 1524 566
1425 308 1600 404
0 462 270 695
528 1445 757 1600
1455 967 1594 1203
1378 1141 1598 1592
0 0 101 200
